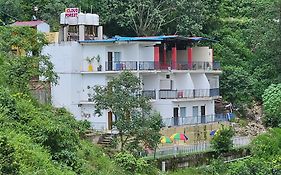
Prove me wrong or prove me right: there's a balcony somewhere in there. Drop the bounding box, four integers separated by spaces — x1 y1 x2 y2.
142 90 156 99
105 61 137 71
159 89 219 99
162 114 228 127
139 61 220 71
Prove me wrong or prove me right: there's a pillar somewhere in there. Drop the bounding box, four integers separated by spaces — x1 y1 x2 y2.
98 26 103 40
163 43 167 65
187 48 193 69
172 45 177 69
79 25 85 41
154 45 160 69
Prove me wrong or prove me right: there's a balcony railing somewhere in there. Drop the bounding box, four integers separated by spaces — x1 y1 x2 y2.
162 114 228 127
142 90 156 99
105 61 137 71
139 61 220 71
159 89 219 99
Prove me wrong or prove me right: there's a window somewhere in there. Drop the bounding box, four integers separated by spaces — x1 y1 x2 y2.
113 52 121 62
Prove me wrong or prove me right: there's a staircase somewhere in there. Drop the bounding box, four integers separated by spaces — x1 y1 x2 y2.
97 133 115 147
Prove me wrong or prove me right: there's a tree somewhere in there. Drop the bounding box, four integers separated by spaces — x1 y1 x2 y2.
93 71 163 152
102 0 205 36
262 84 281 127
211 125 234 154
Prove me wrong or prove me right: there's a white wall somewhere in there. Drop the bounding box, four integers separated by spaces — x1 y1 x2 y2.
177 50 187 63
81 74 107 101
190 74 210 89
142 74 159 90
106 43 139 61
139 45 154 61
174 73 194 90
206 75 219 88
37 22 50 33
152 99 215 119
82 45 106 71
43 42 82 73
192 47 212 62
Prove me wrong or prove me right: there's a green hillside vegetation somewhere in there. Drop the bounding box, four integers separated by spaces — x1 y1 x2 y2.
0 27 127 175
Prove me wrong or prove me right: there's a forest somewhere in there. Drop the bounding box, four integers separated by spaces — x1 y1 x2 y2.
0 0 280 174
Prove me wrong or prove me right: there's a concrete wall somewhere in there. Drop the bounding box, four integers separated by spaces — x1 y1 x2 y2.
152 99 215 119
206 75 219 88
190 74 210 89
139 45 154 61
177 50 187 63
192 47 212 62
37 22 50 33
142 74 159 90
174 73 194 90
82 45 106 71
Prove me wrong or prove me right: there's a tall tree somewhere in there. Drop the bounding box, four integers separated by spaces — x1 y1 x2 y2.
93 71 163 152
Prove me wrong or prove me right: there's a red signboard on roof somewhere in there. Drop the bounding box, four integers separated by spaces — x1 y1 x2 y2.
65 8 79 17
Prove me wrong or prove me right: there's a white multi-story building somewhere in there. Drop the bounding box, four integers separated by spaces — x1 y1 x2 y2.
43 11 223 131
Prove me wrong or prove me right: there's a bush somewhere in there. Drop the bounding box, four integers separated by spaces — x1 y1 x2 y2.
211 125 235 154
262 84 281 127
114 151 158 175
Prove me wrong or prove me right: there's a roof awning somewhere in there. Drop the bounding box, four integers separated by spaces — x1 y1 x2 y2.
79 35 217 44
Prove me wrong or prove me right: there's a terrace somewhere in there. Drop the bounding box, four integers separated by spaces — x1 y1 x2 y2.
104 61 220 71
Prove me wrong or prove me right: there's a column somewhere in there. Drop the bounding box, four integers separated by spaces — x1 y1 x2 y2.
163 43 167 65
172 45 177 69
154 45 160 69
187 48 193 69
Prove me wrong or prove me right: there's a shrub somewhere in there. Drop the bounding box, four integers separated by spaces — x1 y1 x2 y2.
211 125 235 154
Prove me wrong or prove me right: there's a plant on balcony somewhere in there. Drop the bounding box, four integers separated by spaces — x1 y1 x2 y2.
95 55 102 71
85 56 94 72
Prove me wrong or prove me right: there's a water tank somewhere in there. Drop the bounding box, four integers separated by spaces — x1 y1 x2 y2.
85 14 99 25
78 13 86 25
60 13 66 24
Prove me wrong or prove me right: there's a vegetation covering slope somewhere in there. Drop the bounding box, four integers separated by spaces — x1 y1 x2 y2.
0 26 127 175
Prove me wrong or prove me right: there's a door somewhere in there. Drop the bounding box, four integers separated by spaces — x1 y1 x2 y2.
107 52 113 71
108 111 113 130
180 107 186 125
201 106 206 123
192 106 199 124
173 107 179 126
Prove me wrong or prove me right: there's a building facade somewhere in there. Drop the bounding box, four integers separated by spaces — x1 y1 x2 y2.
43 12 223 131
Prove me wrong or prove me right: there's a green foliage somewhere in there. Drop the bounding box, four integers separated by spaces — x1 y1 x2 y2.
0 136 19 175
93 71 163 152
211 125 235 154
251 128 281 159
114 151 157 175
220 66 253 104
262 84 281 127
206 128 281 175
0 26 125 175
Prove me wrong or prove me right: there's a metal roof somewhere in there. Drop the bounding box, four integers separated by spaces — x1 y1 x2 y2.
11 20 47 27
79 35 216 44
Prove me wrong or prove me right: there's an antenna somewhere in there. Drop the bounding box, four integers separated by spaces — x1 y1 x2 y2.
91 5 93 13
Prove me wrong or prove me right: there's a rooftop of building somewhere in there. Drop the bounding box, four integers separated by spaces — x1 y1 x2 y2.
11 20 48 27
79 35 217 44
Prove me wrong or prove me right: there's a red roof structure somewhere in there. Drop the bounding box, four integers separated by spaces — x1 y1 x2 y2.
11 20 46 27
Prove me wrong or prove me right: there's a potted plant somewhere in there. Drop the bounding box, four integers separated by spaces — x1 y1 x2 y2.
87 85 93 101
86 56 94 72
95 55 102 71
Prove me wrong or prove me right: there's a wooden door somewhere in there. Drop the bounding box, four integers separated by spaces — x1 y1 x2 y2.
108 52 113 71
201 106 206 123
173 107 179 126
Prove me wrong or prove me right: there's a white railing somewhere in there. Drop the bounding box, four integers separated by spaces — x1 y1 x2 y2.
145 136 252 158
